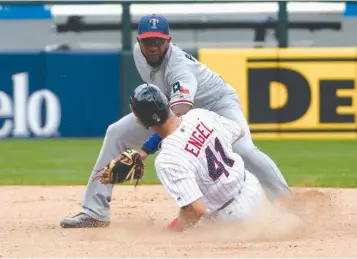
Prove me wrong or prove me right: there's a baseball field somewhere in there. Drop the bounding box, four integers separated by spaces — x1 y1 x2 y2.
1 138 357 257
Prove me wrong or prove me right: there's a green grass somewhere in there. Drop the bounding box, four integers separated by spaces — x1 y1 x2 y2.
1 139 356 187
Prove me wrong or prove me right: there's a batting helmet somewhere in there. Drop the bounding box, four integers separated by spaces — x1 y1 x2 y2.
129 83 170 129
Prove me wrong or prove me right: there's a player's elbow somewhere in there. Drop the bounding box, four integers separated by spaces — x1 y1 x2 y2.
170 103 192 117
240 127 246 138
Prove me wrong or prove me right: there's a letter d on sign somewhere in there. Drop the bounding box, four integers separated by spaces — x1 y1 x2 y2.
248 68 311 123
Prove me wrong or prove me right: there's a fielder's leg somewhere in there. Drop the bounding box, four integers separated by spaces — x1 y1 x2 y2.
213 94 290 202
60 113 153 228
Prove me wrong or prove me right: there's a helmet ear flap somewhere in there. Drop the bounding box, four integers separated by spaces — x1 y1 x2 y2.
129 96 136 111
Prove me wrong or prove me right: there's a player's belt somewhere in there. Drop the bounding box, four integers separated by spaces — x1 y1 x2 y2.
217 198 234 211
217 170 247 212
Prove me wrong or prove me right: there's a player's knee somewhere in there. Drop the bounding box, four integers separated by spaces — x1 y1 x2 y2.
233 139 257 157
105 122 130 150
105 123 118 138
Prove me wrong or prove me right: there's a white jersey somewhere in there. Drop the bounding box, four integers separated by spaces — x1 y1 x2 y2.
133 42 237 110
154 108 246 213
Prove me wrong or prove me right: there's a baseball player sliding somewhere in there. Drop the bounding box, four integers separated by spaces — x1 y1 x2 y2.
60 14 290 228
139 84 263 231
88 83 264 231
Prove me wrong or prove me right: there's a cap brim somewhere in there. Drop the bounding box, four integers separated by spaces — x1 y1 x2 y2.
137 32 170 40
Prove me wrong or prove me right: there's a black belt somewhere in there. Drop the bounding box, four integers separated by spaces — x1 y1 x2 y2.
217 170 247 212
217 197 235 211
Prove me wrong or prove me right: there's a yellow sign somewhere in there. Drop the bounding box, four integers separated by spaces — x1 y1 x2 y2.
199 48 357 139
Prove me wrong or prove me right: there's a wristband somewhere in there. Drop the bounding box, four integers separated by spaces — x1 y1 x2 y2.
141 133 162 154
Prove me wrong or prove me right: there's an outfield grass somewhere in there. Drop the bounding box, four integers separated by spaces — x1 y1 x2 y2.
1 139 356 187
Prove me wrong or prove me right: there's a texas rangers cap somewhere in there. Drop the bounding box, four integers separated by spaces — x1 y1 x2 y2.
137 14 170 40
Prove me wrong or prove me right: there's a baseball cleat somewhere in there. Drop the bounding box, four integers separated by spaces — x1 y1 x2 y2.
60 212 110 228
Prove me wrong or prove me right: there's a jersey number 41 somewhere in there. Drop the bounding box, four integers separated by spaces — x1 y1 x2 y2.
205 137 235 181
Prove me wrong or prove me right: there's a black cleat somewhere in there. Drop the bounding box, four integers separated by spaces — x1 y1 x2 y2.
60 212 110 228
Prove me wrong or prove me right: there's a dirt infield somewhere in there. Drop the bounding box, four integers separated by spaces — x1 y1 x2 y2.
1 185 356 258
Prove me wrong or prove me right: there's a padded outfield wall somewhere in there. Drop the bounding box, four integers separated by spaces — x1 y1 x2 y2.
0 48 356 139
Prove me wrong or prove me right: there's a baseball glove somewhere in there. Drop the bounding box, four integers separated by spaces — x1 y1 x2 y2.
93 149 144 186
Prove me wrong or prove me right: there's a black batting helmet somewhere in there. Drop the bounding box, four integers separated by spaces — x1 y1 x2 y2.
129 83 170 129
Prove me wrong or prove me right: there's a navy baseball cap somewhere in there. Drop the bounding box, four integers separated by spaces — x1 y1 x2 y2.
137 14 170 40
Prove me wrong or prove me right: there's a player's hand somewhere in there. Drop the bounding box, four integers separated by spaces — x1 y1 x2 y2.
137 149 149 161
92 149 145 186
167 217 184 232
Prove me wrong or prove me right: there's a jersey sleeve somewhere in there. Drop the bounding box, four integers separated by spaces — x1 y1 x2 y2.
209 110 242 144
155 159 203 208
167 70 197 108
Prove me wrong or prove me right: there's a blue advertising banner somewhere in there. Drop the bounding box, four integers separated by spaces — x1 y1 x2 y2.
0 51 121 138
344 2 357 17
0 52 44 138
45 51 121 137
0 5 52 20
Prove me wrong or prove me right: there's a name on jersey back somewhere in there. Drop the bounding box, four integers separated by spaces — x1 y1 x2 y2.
184 121 214 157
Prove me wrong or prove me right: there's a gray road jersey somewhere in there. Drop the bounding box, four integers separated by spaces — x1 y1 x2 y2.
133 42 236 110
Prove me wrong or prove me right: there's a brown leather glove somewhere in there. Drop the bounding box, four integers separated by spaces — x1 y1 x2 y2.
93 149 144 186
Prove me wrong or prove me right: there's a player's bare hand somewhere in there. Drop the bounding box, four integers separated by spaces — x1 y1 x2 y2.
137 149 149 160
167 217 184 232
